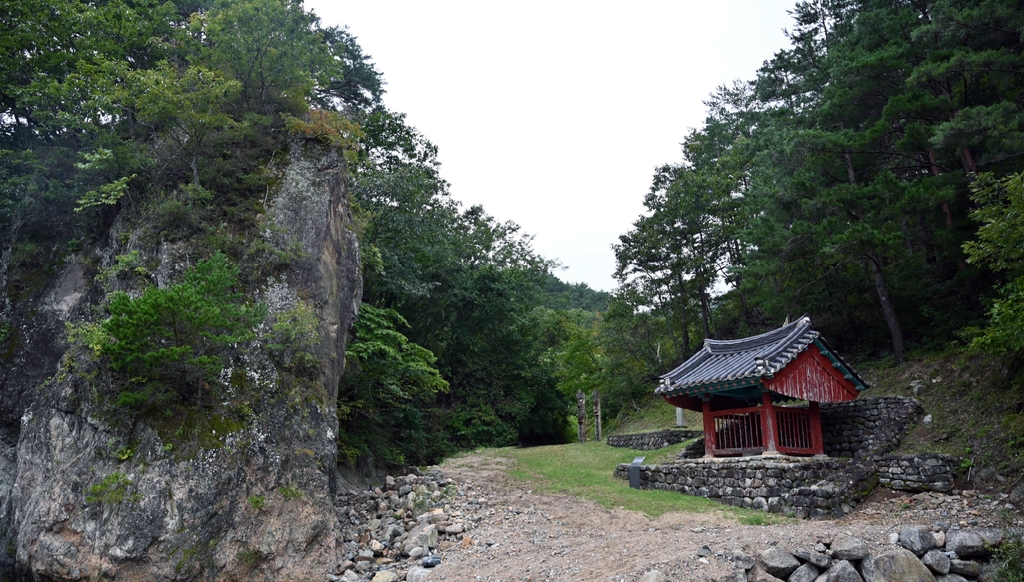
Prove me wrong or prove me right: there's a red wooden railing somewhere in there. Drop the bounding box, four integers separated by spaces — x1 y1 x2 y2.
775 407 814 454
708 406 763 455
705 404 819 457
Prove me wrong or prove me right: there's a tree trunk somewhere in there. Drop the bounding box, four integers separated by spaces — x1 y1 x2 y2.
866 252 905 365
576 390 586 443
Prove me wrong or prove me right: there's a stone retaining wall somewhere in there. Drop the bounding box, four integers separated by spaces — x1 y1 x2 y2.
876 453 955 492
820 396 923 458
614 456 857 519
605 429 702 450
614 452 957 519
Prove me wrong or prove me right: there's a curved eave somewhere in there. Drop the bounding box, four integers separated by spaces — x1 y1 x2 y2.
812 338 869 391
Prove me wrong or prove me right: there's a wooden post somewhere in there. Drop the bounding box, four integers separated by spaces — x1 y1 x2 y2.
591 390 602 441
701 397 715 457
760 390 778 454
576 390 586 443
809 401 824 455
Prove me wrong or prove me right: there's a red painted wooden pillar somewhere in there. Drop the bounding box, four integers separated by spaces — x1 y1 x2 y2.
702 397 715 457
809 401 824 455
760 391 778 454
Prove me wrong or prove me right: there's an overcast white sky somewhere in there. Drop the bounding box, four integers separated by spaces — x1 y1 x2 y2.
306 1 796 291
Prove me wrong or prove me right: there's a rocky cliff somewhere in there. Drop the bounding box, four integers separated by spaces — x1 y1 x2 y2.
0 142 361 580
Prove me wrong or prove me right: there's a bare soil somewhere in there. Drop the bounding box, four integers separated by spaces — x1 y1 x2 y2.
422 451 1022 582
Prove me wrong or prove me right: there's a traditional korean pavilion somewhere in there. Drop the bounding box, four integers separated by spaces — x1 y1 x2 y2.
656 317 867 457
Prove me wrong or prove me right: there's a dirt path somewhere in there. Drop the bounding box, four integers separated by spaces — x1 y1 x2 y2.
421 451 1018 582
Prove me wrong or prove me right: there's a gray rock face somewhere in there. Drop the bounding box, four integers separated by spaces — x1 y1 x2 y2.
831 534 870 561
827 560 864 582
861 548 936 582
758 547 801 579
790 562 821 582
6 142 362 581
934 575 968 582
900 526 937 556
948 559 981 577
946 529 1001 558
921 549 950 575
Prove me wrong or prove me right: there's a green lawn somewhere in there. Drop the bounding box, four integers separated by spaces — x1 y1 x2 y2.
495 440 788 524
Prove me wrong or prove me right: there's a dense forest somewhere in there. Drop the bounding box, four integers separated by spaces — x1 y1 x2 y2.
2 0 1023 470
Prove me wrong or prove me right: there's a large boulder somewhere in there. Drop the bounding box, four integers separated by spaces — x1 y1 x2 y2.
861 548 936 582
790 562 820 582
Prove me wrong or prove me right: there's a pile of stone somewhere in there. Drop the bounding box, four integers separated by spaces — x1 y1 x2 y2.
329 469 474 582
715 525 1009 582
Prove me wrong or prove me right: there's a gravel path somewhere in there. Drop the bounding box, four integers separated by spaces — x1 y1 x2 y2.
420 451 1020 582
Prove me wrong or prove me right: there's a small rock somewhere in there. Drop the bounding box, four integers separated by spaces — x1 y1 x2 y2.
948 559 981 577
826 560 863 582
371 572 398 582
921 549 950 575
789 563 820 582
697 545 713 557
831 534 870 561
406 566 432 582
923 415 933 424
406 547 424 558
757 547 801 579
888 533 900 544
639 571 667 582
749 565 785 582
793 548 831 569
444 524 464 534
421 555 441 568
340 571 359 582
899 526 936 556
717 571 746 582
932 531 945 548
733 549 756 570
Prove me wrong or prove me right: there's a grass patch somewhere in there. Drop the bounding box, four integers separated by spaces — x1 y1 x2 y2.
605 398 702 436
498 441 787 523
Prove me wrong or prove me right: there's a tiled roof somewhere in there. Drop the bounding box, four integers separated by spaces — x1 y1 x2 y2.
656 317 863 396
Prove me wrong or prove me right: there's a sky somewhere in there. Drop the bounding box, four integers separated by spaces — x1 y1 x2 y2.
306 1 797 291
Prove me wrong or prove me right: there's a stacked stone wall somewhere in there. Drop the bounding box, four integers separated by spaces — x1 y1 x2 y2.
875 453 955 492
614 452 957 519
605 429 702 450
820 396 923 458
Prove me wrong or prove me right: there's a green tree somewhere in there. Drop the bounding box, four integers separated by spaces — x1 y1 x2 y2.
102 253 266 409
963 172 1024 358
